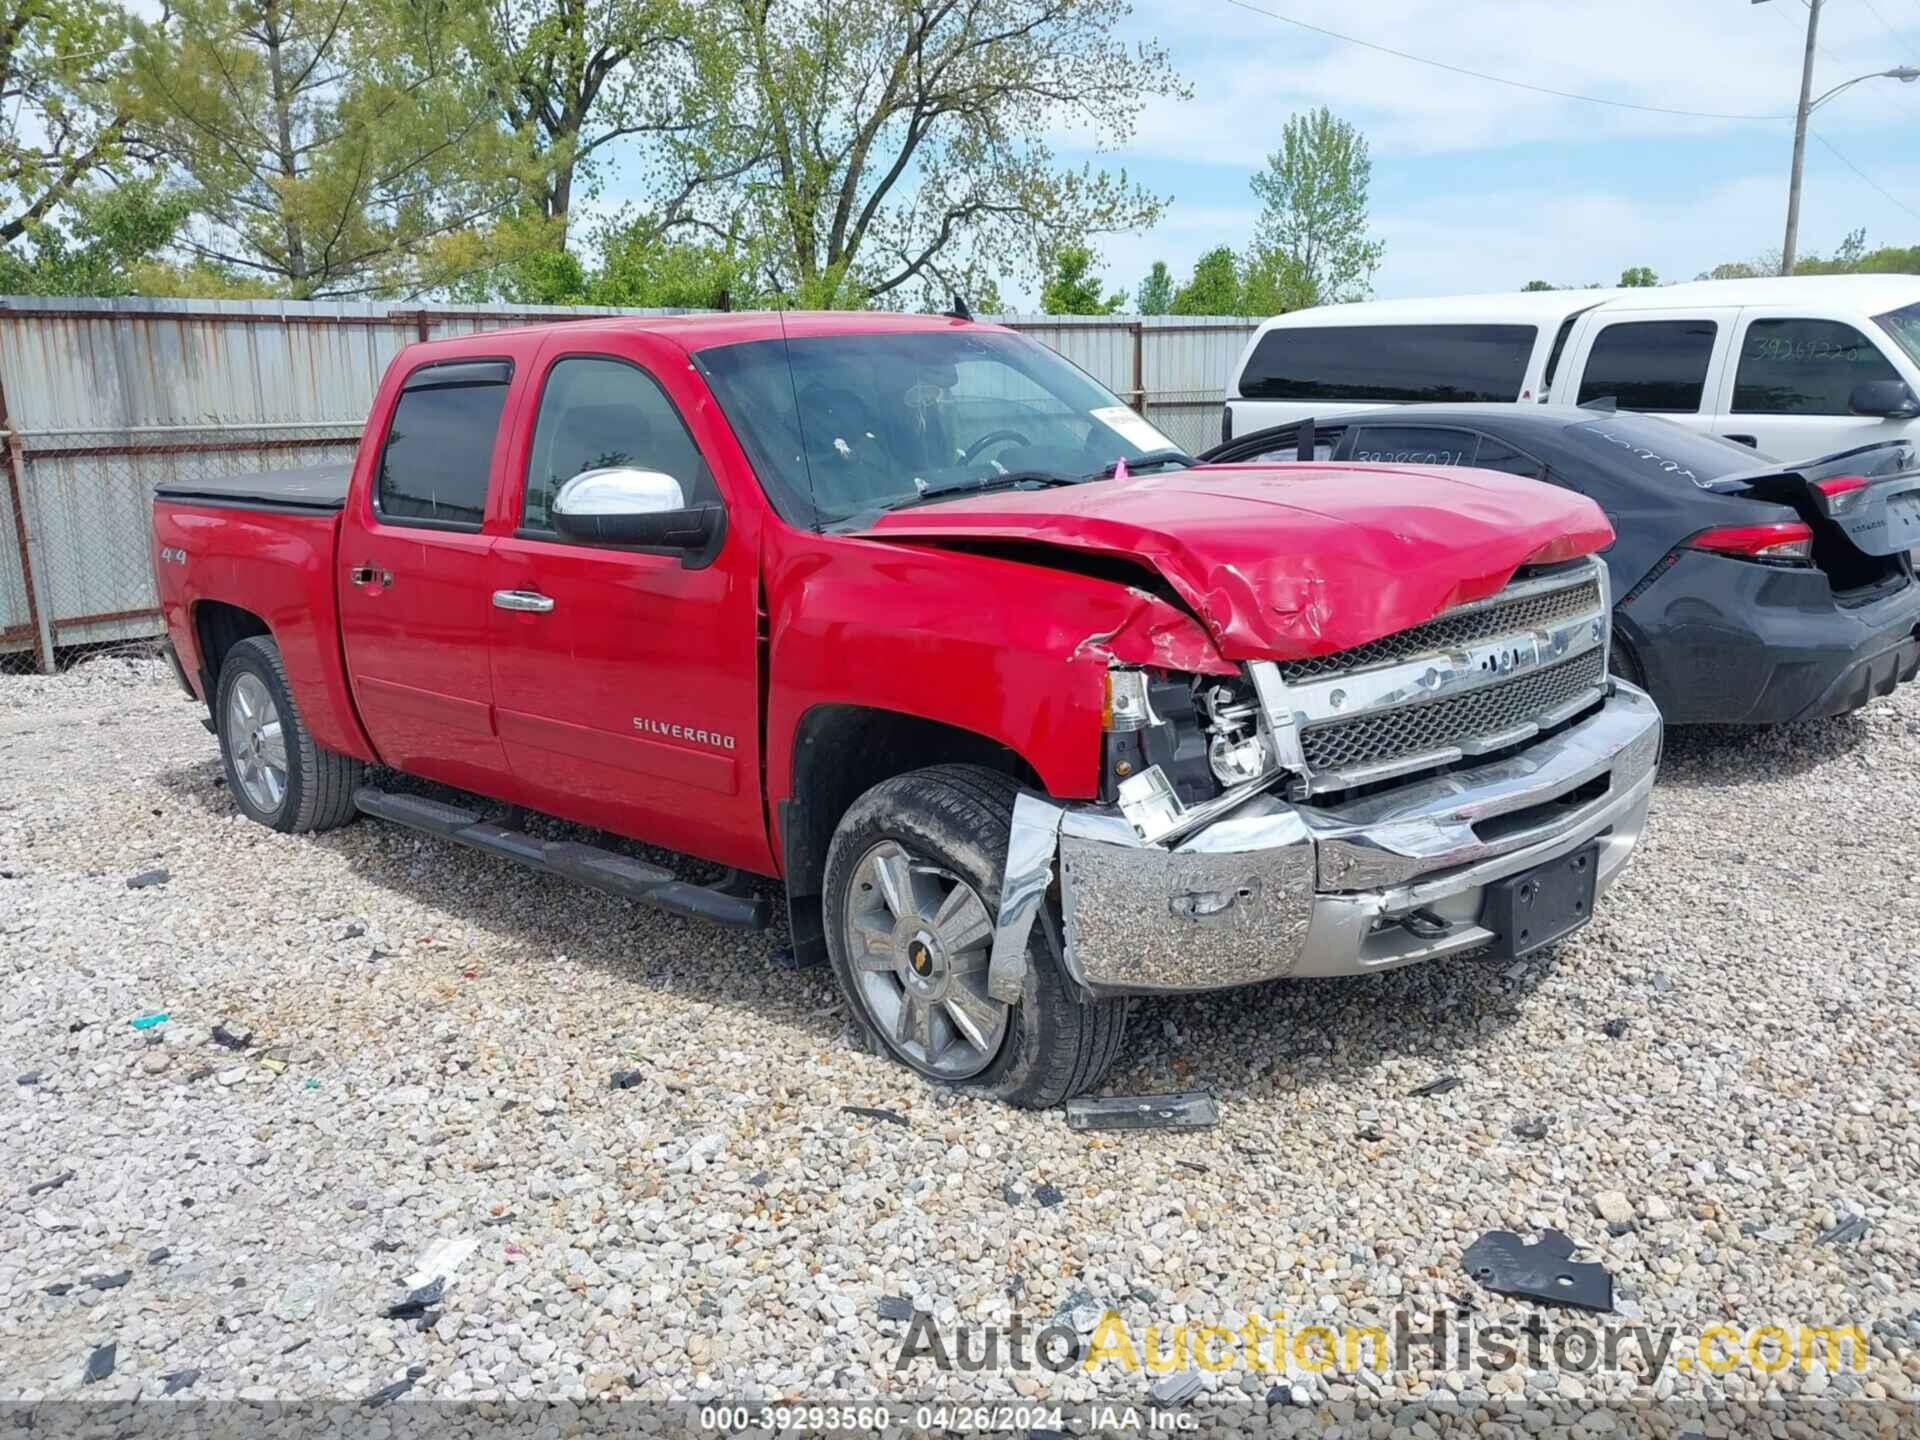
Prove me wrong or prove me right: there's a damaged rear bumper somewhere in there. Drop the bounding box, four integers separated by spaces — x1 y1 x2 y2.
990 682 1662 999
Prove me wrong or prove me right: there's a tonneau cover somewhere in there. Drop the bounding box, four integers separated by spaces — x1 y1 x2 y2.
154 461 351 512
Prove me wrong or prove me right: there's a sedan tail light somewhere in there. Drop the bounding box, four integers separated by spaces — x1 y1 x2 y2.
1814 474 1870 514
1685 521 1815 566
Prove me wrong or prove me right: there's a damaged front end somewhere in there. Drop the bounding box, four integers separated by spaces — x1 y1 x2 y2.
988 556 1663 1001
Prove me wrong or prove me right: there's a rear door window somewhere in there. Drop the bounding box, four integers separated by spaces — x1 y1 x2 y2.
1237 324 1536 403
1575 320 1718 413
376 364 512 529
1732 317 1902 415
1344 425 1479 465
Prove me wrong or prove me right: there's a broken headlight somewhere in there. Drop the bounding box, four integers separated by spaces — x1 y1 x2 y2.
1099 668 1276 807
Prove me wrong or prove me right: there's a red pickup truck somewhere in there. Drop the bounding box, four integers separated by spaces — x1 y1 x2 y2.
152 312 1662 1106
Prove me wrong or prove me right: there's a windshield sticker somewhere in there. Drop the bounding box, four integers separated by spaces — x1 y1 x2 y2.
1090 405 1175 453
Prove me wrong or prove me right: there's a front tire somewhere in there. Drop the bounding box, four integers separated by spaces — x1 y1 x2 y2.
822 765 1127 1108
215 635 363 833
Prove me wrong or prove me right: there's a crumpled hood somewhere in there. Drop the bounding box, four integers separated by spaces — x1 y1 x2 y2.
862 462 1615 661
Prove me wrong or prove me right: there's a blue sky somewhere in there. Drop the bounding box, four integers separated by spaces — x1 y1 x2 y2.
1039 0 1920 307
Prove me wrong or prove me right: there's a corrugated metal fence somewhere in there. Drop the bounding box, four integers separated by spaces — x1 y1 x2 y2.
0 298 1256 671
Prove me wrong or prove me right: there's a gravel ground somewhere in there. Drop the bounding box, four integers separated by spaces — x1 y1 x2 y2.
3 655 1918 1423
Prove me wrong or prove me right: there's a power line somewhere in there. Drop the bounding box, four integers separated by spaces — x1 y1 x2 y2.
1217 0 1796 120
1856 0 1920 63
1811 129 1920 220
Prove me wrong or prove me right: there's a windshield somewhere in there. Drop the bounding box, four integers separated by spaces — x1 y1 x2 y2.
1561 415 1773 489
1878 302 1920 369
694 328 1183 527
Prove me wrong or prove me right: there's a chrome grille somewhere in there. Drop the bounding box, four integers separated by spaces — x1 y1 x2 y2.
1278 575 1603 682
1299 649 1607 774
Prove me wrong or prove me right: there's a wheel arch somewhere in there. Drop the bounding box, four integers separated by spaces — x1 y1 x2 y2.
776 703 1043 965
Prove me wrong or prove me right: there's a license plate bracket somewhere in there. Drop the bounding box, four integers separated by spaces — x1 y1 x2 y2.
1480 843 1599 960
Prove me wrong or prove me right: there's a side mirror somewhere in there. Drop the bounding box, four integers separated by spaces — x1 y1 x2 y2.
1848 380 1920 419
551 467 722 554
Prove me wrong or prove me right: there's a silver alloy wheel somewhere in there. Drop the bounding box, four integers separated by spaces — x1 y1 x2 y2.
227 671 288 814
844 839 1010 1079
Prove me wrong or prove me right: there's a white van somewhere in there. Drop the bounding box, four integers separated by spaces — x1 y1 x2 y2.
1225 276 1920 458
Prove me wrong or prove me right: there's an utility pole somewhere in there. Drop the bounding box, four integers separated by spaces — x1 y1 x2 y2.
1780 0 1822 276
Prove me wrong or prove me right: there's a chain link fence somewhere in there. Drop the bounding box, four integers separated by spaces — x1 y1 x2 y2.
0 302 1255 675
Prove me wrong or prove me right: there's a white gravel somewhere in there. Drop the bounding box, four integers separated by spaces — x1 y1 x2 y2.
3 655 1919 1422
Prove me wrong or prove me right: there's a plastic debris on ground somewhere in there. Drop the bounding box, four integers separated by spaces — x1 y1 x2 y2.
27 1169 74 1197
1408 1075 1462 1098
161 1369 199 1395
363 1364 427 1408
129 1012 168 1030
211 1024 253 1051
81 1343 116 1384
405 1237 478 1290
1512 1116 1551 1141
841 1104 909 1127
1148 1371 1202 1406
609 1070 644 1090
383 1276 445 1320
1602 1018 1630 1038
85 1271 131 1291
126 869 170 889
1818 1215 1870 1245
1031 1182 1064 1208
876 1295 916 1321
1064 1091 1218 1132
1463 1228 1614 1313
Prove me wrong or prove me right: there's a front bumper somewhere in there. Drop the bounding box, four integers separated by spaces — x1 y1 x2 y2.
990 683 1662 999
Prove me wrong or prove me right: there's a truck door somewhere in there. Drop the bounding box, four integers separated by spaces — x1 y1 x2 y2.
1563 309 1736 437
337 359 517 793
484 337 772 875
1714 309 1917 459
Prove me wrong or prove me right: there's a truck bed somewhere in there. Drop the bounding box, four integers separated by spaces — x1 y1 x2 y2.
153 461 351 513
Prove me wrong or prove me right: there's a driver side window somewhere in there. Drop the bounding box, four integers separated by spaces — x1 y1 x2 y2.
522 356 715 532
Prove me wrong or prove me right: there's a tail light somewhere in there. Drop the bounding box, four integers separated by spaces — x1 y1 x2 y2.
1814 474 1870 514
1685 521 1814 566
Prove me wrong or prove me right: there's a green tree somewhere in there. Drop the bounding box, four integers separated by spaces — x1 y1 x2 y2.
1135 259 1172 315
1040 245 1124 314
465 0 714 246
970 274 1008 315
1247 107 1383 307
1619 266 1658 287
1169 245 1242 316
691 0 1185 309
134 0 538 296
0 180 190 295
1522 279 1558 291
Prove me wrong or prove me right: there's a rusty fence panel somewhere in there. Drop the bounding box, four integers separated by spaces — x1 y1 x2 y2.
0 298 1259 673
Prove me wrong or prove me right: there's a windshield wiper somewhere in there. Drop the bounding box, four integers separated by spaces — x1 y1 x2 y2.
875 469 1082 513
1086 447 1193 479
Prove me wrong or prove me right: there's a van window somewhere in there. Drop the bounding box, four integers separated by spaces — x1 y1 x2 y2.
1733 318 1902 415
1542 315 1580 392
376 372 511 528
1237 324 1536 403
1874 302 1920 368
1576 320 1718 413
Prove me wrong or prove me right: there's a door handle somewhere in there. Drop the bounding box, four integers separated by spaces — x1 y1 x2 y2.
1726 434 1758 449
492 589 555 613
350 565 392 587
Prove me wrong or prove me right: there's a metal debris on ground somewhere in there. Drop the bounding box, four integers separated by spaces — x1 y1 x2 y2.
211 1025 253 1051
81 1342 116 1384
876 1295 916 1321
1409 1076 1462 1098
1463 1228 1614 1313
1817 1215 1870 1245
841 1104 909 1127
27 1169 74 1197
1065 1091 1218 1132
128 1012 168 1030
126 869 170 889
1512 1116 1551 1141
1148 1370 1202 1406
1602 1018 1630 1038
363 1364 427 1408
382 1276 445 1320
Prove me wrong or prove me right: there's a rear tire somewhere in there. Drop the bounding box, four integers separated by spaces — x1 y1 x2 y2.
215 635 363 834
1609 627 1647 690
822 764 1127 1108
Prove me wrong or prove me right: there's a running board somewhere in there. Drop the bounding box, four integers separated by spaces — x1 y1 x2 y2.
353 787 771 930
